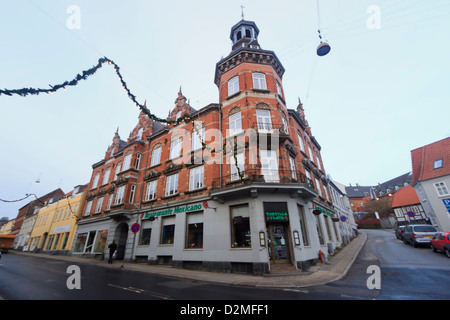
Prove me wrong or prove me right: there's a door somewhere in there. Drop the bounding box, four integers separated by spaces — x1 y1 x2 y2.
267 224 290 264
115 223 129 260
256 109 272 132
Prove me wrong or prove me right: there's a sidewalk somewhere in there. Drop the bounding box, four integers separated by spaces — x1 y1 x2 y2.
11 232 367 288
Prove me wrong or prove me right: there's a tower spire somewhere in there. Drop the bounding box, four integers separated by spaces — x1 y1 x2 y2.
241 5 245 20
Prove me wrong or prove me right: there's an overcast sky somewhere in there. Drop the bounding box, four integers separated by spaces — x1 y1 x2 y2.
1 0 449 220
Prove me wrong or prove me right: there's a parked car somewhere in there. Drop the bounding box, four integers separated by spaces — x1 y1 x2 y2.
430 232 450 258
395 226 406 240
402 224 438 247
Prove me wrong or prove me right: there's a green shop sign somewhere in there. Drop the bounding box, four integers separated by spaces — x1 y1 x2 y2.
141 202 206 220
312 203 334 217
263 202 289 222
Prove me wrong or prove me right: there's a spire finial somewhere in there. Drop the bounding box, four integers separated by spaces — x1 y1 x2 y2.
241 5 245 20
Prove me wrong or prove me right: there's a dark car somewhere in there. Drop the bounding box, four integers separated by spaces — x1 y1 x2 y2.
395 226 406 240
430 232 450 258
402 224 438 247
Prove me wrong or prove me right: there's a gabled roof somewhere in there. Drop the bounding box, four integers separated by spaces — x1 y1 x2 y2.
391 185 420 208
411 137 450 184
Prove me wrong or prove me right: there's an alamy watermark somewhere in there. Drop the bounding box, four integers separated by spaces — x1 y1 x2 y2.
367 5 381 30
66 265 81 290
366 265 381 290
66 5 81 30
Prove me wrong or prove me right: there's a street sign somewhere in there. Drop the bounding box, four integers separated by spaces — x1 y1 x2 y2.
442 198 450 214
131 223 140 234
340 216 347 222
407 211 415 218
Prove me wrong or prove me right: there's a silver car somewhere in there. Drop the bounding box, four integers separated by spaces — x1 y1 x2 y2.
402 224 438 247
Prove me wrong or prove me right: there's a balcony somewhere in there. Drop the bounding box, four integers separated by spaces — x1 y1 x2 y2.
251 122 291 143
210 168 317 202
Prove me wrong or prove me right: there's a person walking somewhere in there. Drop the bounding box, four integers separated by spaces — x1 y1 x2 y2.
108 240 117 264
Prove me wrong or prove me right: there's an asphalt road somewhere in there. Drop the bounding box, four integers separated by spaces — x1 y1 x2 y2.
1 229 449 302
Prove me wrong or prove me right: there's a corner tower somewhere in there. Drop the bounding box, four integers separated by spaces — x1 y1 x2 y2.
214 19 287 133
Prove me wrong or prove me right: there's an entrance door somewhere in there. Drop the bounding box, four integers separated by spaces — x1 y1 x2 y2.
267 224 290 264
115 223 128 260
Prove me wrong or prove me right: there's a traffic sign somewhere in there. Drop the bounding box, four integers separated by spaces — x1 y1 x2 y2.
407 211 415 218
340 216 347 222
131 223 140 233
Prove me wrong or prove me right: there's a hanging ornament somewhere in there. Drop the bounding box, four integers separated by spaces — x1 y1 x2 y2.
316 0 331 56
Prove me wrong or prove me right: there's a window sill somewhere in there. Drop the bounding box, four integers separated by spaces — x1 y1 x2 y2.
226 90 242 100
161 193 179 200
185 187 207 194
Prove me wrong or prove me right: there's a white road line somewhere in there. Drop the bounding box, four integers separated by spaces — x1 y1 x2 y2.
107 284 172 299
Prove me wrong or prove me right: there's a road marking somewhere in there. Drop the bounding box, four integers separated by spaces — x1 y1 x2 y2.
283 288 310 294
108 284 144 293
107 284 172 300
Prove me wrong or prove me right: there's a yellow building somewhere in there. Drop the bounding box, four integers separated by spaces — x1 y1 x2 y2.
28 185 87 253
0 219 16 235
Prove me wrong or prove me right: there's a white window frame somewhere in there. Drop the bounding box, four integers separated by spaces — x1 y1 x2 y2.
92 173 100 189
135 153 142 169
229 112 242 136
256 109 272 132
145 180 157 201
434 182 449 197
114 185 125 205
114 163 122 180
150 146 162 167
230 152 245 181
94 197 103 213
260 149 279 183
297 133 305 152
122 153 132 171
84 201 93 216
289 156 296 180
129 185 136 203
276 81 282 96
165 174 179 196
192 122 205 151
102 168 111 186
252 72 267 90
170 138 182 160
434 159 443 169
189 166 204 190
228 76 239 96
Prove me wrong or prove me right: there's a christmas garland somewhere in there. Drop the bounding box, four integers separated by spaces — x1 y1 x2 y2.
1 57 245 183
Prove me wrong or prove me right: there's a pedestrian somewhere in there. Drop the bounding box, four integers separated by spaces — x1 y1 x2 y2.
108 240 117 264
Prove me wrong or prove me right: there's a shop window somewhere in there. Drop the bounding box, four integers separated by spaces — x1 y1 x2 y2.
161 216 175 245
73 233 87 252
139 228 152 246
231 204 251 248
94 230 108 252
315 215 325 246
298 205 310 246
186 212 203 249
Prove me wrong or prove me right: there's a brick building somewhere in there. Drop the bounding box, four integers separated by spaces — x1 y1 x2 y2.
74 19 343 274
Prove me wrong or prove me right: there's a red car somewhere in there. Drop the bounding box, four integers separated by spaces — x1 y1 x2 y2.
430 232 450 258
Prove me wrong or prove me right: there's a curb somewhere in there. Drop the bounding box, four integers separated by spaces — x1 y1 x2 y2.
9 233 367 289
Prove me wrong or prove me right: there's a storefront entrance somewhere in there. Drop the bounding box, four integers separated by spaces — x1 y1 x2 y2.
267 223 291 264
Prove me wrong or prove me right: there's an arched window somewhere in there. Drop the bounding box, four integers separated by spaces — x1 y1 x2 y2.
245 28 251 38
236 31 242 41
